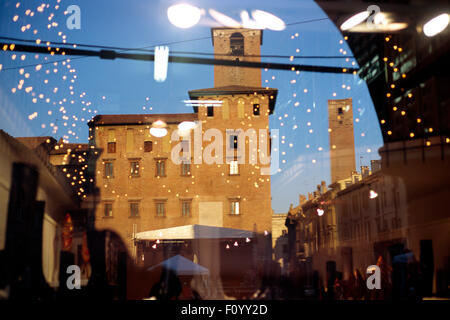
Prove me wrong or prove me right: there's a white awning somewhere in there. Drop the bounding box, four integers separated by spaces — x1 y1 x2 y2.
147 255 210 276
135 224 253 240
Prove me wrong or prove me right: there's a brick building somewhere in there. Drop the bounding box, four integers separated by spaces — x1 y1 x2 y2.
328 98 356 183
87 29 277 296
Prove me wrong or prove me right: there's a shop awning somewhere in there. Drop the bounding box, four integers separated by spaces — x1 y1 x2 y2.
135 224 253 240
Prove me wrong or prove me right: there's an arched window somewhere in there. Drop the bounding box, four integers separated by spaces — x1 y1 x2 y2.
230 32 244 56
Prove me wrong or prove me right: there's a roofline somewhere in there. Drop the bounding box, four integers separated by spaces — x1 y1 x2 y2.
89 113 198 127
188 87 278 114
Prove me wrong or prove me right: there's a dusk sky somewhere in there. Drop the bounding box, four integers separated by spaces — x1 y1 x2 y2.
0 0 383 212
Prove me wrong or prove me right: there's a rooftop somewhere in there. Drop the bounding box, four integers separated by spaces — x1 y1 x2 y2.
15 136 56 150
188 85 278 114
90 113 198 126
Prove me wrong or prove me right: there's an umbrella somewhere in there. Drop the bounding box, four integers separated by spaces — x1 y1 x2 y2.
147 255 210 276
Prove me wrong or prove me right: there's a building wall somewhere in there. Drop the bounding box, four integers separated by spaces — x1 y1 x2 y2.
212 28 262 88
272 214 288 273
328 98 356 183
92 29 274 256
0 132 76 287
195 93 272 235
92 95 273 255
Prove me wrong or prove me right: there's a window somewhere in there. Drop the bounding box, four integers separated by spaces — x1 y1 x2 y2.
181 200 191 217
229 160 239 175
144 141 153 152
253 104 260 116
337 107 344 115
130 202 139 217
181 162 191 176
156 159 166 177
207 106 214 117
230 135 238 149
130 161 140 177
230 200 240 215
230 32 244 56
107 142 116 153
155 202 166 217
104 203 113 217
104 162 114 178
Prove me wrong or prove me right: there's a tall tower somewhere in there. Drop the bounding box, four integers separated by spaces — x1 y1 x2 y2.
328 98 356 182
211 28 262 87
188 28 277 237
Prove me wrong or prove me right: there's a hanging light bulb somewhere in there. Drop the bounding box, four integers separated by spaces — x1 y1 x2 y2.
317 208 324 216
152 243 157 249
226 244 230 249
234 241 239 247
369 189 378 199
245 237 251 243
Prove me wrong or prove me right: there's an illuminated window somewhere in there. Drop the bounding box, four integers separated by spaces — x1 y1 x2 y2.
130 202 139 217
230 200 240 215
107 142 116 153
253 104 260 116
144 141 153 152
229 160 239 175
130 161 140 177
104 203 113 217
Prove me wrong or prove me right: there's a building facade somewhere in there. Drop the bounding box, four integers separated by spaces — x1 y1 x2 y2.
272 213 289 275
89 28 278 265
328 98 356 183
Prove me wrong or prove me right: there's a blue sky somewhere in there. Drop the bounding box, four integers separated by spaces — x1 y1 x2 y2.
0 0 383 212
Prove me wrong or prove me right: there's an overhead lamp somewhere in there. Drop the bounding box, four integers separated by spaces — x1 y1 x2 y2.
317 208 324 216
167 3 201 29
209 9 240 28
152 120 167 128
177 121 196 137
150 120 168 138
150 127 167 138
251 10 286 31
369 189 378 199
178 121 196 131
340 11 370 31
154 46 169 82
423 13 449 37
